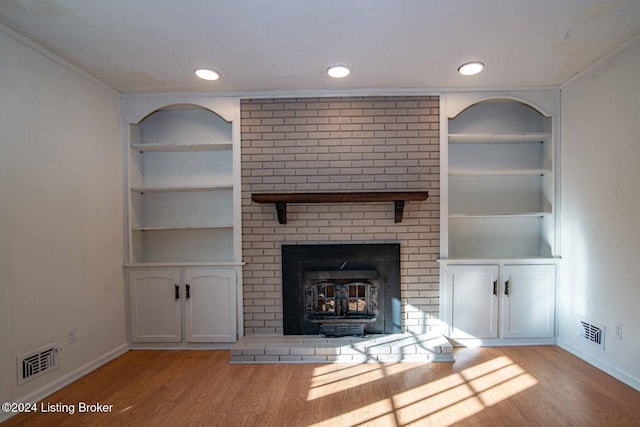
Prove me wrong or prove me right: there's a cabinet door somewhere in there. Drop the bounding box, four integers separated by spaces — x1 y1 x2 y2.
447 265 499 339
129 269 182 342
184 268 237 343
502 265 555 338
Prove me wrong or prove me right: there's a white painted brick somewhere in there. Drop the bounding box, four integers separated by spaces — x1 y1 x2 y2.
302 355 329 362
279 355 303 362
391 343 417 354
290 346 316 356
242 97 440 334
265 346 290 356
339 345 367 356
241 346 266 356
326 355 357 363
399 354 435 363
229 355 256 363
374 354 405 363
366 344 392 355
414 343 439 354
255 356 281 363
315 345 340 356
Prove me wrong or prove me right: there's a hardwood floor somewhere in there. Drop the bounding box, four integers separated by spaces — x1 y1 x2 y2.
3 346 640 426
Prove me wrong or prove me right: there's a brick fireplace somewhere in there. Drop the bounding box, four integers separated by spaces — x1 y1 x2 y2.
241 96 440 336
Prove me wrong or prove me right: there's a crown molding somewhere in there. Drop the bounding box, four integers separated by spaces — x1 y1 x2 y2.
560 31 640 90
0 23 120 96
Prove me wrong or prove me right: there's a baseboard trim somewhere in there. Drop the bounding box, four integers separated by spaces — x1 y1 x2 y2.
557 339 640 392
448 337 557 347
128 342 233 350
0 343 129 423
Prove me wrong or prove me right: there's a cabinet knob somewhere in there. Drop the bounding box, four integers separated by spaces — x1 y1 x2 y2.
505 280 510 296
186 284 191 300
493 280 497 296
175 284 180 300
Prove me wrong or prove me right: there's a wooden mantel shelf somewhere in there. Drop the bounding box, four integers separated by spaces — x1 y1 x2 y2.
251 191 429 224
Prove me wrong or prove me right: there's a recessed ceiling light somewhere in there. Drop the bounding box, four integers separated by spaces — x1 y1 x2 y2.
327 65 350 78
195 68 220 81
458 61 484 76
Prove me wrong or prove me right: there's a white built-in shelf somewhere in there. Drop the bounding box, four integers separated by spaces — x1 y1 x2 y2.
130 142 233 152
448 132 551 144
132 225 233 231
449 169 551 177
125 100 241 267
449 212 552 219
131 184 233 193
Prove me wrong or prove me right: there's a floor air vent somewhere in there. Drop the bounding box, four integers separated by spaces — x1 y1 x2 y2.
17 343 59 385
579 318 605 350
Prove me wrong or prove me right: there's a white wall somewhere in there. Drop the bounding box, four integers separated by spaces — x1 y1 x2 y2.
559 36 640 389
0 29 127 411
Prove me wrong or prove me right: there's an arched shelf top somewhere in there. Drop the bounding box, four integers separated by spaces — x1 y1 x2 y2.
122 96 238 124
137 103 229 125
446 92 554 119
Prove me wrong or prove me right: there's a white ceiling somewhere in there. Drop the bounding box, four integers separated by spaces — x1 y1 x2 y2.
1 0 639 94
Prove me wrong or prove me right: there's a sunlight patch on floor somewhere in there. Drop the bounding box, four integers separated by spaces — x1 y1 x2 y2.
308 355 538 426
307 362 424 401
392 374 480 425
460 356 538 407
308 399 397 427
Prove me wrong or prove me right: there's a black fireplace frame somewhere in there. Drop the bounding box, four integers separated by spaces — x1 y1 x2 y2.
282 243 401 335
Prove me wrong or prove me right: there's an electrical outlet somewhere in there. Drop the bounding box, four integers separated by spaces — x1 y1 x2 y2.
612 322 622 340
68 327 77 344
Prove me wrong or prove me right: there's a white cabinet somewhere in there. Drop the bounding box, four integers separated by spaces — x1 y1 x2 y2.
447 265 499 339
184 268 237 343
445 264 555 342
501 264 555 338
440 91 559 345
129 269 182 342
122 96 243 346
129 268 237 344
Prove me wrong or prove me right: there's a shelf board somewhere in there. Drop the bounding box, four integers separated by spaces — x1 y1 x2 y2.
449 168 551 177
131 184 233 193
449 132 551 144
449 212 552 219
252 191 428 224
132 225 233 231
130 142 233 152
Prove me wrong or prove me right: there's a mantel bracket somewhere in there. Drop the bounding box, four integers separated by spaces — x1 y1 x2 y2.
275 201 288 224
251 191 428 224
394 200 405 223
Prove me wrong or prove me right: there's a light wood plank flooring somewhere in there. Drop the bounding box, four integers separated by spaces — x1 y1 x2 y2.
3 346 640 426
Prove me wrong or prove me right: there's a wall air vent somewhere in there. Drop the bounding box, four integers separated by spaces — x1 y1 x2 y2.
578 317 605 350
17 343 59 385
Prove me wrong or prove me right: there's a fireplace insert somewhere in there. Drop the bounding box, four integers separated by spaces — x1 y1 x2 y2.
282 243 401 336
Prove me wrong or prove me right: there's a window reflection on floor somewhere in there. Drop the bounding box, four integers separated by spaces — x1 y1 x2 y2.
308 355 538 426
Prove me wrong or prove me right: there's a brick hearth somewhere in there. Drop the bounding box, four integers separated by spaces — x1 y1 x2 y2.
230 333 453 364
